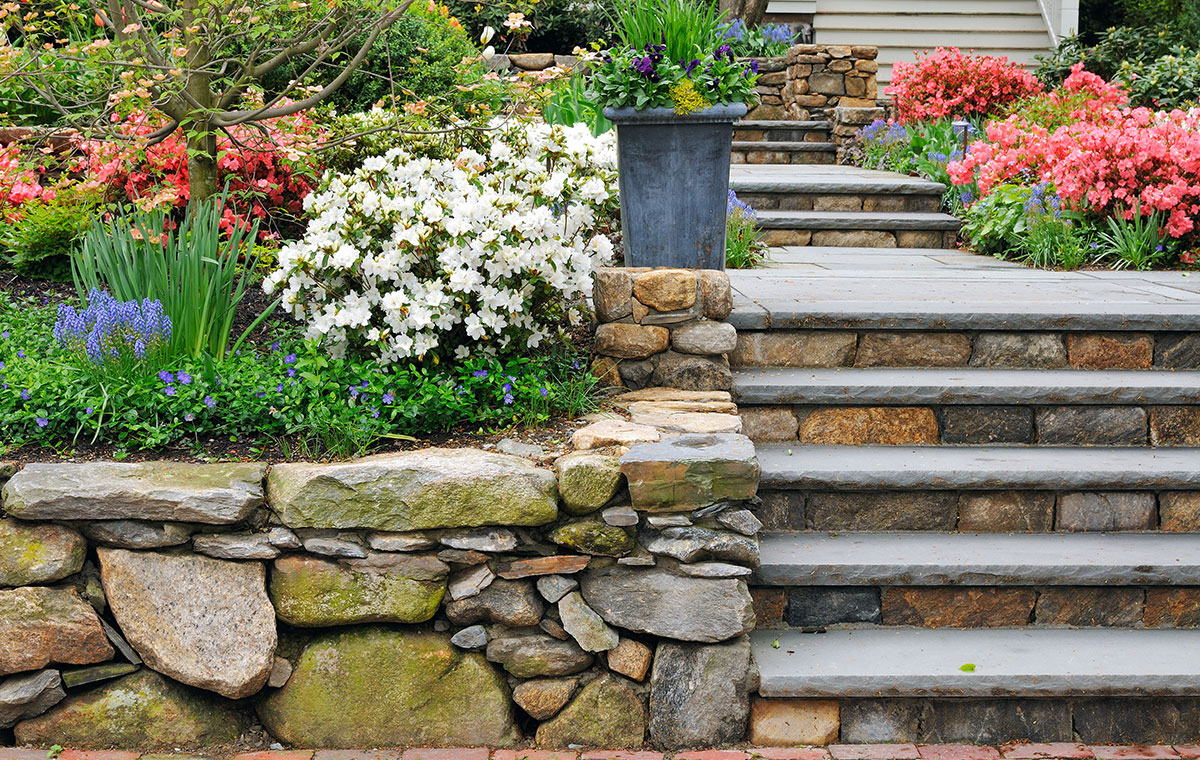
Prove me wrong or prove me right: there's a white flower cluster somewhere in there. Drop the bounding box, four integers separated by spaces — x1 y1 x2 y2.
264 121 618 363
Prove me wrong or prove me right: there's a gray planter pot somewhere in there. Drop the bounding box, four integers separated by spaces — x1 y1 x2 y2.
603 102 748 270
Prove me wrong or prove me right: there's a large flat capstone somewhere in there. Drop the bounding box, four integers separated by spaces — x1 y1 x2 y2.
257 627 519 747
2 463 266 524
621 434 759 513
579 565 755 643
267 449 558 530
98 549 276 699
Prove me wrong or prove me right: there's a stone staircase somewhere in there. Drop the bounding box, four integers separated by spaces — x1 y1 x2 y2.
728 262 1200 744
729 164 959 248
732 120 836 166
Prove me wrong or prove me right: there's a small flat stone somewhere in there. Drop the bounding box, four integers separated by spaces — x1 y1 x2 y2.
716 509 763 536
617 553 657 567
496 555 589 579
448 564 496 601
439 527 519 553
611 388 732 404
536 574 579 603
365 530 435 552
606 638 652 681
495 438 544 458
642 528 710 562
438 548 490 565
0 670 64 728
267 657 293 688
647 515 693 528
670 322 738 356
540 617 571 640
302 535 367 558
450 625 488 650
193 533 281 560
512 677 578 720
485 632 594 678
572 420 661 450
602 505 640 527
59 662 138 689
268 527 302 550
678 562 753 578
4 463 265 524
558 591 619 652
79 520 192 550
631 411 744 435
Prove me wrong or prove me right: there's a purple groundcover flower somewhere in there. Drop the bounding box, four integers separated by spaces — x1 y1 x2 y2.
35 416 47 428
204 395 216 408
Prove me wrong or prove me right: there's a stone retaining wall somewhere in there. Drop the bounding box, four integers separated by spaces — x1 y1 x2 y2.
745 57 788 121
782 44 879 123
591 268 737 393
0 401 761 751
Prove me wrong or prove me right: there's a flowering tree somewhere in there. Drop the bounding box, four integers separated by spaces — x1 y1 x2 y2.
0 0 415 201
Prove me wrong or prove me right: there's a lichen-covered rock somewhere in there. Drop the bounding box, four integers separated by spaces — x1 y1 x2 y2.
2 462 266 524
621 434 759 512
257 627 518 747
649 637 754 749
267 449 558 530
580 566 755 643
0 518 86 587
558 591 619 652
98 549 276 699
513 677 577 720
555 452 624 515
535 674 647 748
549 519 634 557
14 669 245 749
0 586 113 675
485 631 594 678
0 670 64 728
270 553 447 626
445 578 543 626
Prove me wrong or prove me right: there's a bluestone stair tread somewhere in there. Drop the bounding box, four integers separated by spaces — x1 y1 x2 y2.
752 628 1200 697
757 444 1200 490
726 269 1200 330
736 120 832 130
733 367 1200 405
730 164 946 195
755 532 1200 586
756 210 962 231
732 140 837 152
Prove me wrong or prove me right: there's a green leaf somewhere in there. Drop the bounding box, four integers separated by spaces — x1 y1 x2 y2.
959 663 976 672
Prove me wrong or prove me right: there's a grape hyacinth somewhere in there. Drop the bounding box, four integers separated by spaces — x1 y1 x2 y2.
728 189 758 220
53 290 172 369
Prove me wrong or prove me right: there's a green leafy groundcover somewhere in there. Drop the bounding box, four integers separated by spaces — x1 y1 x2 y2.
0 291 596 455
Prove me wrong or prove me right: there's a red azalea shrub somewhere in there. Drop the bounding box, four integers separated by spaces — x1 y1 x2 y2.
75 109 322 237
887 47 1043 123
0 142 53 213
949 64 1200 238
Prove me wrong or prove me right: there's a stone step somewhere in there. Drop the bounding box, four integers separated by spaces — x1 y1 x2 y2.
733 367 1200 405
733 122 832 142
726 269 1200 332
755 211 959 248
755 532 1200 586
732 142 838 165
757 444 1200 491
752 628 1200 697
730 164 946 197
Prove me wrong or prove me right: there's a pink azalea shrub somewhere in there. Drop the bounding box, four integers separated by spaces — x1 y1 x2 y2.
0 142 53 211
949 64 1200 238
76 110 322 236
887 47 1043 123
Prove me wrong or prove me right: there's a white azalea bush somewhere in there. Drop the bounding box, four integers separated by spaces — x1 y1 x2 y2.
264 121 618 363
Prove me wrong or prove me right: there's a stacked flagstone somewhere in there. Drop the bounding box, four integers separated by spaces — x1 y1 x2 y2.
0 393 762 751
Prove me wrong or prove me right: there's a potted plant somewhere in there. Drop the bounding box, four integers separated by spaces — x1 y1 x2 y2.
590 0 760 269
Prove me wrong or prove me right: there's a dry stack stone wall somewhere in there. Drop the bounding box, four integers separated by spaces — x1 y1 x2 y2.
746 57 789 121
0 409 762 751
591 267 737 393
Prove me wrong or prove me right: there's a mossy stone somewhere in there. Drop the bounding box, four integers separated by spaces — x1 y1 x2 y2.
13 669 245 749
256 627 519 747
549 519 634 557
535 674 646 748
269 554 447 626
555 453 624 515
0 518 86 587
267 449 558 530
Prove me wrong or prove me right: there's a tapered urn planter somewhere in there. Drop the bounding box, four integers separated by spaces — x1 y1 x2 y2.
604 102 747 270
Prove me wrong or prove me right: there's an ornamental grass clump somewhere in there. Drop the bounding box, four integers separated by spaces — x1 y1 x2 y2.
264 121 618 364
53 290 172 376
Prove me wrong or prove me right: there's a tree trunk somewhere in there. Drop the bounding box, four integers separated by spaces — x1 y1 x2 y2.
187 127 221 202
719 0 769 26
